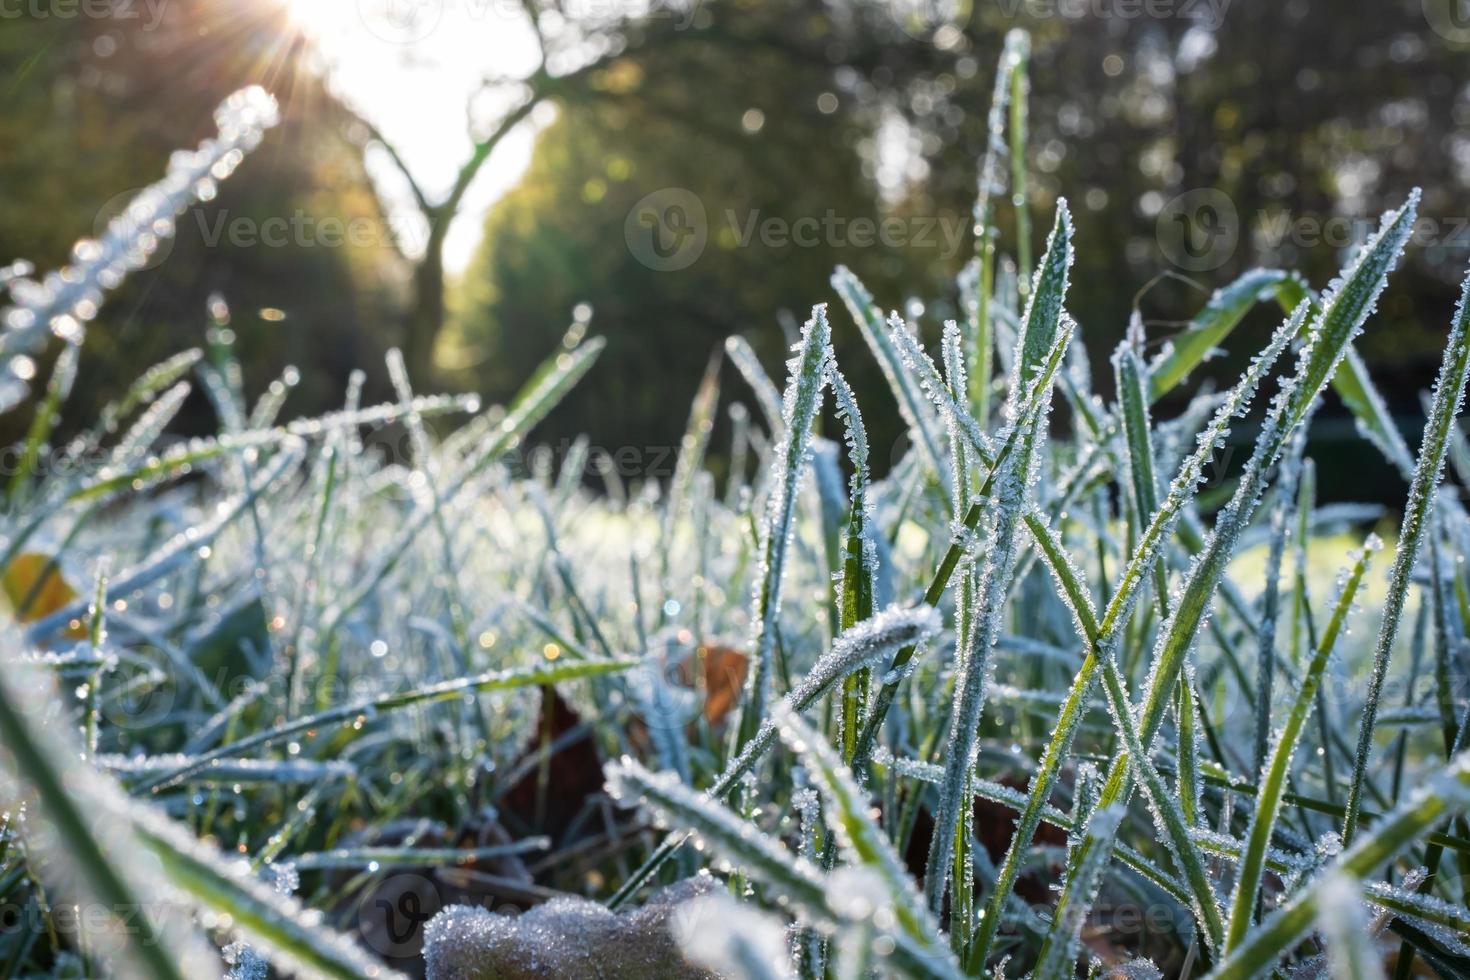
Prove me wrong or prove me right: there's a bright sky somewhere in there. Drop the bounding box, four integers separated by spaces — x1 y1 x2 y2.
288 0 548 272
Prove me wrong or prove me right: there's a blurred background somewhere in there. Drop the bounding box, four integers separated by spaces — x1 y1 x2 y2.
2 0 1467 503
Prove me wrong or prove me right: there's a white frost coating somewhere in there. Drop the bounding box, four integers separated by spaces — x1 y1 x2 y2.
725 334 787 433
678 891 798 980
1316 872 1386 980
787 603 942 710
424 876 719 979
738 305 831 746
826 362 870 503
1033 804 1126 980
886 312 994 467
604 756 834 921
0 87 279 365
224 942 269 980
772 703 959 978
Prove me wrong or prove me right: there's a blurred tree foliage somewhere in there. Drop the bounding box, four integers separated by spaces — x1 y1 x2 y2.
446 2 947 475
450 0 1470 500
3 0 1468 502
0 1 408 444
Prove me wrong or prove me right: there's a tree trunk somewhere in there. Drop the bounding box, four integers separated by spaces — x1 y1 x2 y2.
403 222 448 384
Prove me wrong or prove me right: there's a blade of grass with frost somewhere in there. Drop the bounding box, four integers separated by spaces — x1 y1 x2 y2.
101 755 357 787
103 380 191 472
1288 192 1420 425
133 657 635 793
828 363 876 763
735 305 831 752
59 348 200 463
606 605 940 909
387 348 470 656
1343 265 1470 845
968 29 1025 422
7 341 77 504
773 704 961 978
922 238 1071 916
1012 199 1073 388
661 351 721 619
1253 436 1306 773
322 338 602 638
940 317 981 954
63 393 476 505
1318 873 1387 980
677 892 798 980
1007 29 1032 288
246 365 299 430
125 801 406 980
1040 190 1420 954
285 840 548 871
26 436 306 642
878 748 1193 907
1147 269 1288 401
605 756 834 921
0 655 219 979
1210 751 1470 980
0 88 277 367
971 307 1299 972
1226 538 1381 951
1033 804 1125 980
887 313 995 467
1275 274 1417 478
1120 339 1206 819
725 334 786 433
851 315 1076 777
1024 510 1226 953
1046 183 1411 910
831 266 947 479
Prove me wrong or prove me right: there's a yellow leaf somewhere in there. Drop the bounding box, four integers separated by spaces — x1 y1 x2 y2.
2 553 87 638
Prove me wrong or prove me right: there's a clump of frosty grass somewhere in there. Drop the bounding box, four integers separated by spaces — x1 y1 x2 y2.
4 30 1470 980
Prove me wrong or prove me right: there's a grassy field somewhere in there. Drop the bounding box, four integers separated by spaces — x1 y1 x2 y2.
3 35 1470 980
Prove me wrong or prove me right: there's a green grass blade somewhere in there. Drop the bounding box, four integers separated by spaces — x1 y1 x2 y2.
1209 751 1470 980
1226 537 1380 952
1343 264 1470 845
773 704 962 978
734 305 831 752
831 266 948 479
1147 269 1288 401
133 658 635 793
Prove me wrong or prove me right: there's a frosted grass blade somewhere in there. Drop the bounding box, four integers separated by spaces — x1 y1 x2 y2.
1209 751 1470 980
1147 269 1288 401
735 306 831 751
1226 537 1380 951
831 266 947 479
773 704 961 978
1343 263 1470 844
